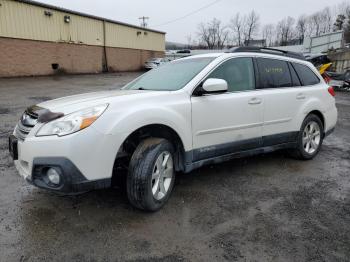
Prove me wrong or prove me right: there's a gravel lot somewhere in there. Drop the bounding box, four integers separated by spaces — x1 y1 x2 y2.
0 73 349 262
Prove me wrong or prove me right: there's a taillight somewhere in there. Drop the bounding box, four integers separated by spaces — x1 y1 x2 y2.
328 86 335 97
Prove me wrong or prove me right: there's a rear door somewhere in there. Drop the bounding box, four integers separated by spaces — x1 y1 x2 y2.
256 57 303 146
191 57 263 161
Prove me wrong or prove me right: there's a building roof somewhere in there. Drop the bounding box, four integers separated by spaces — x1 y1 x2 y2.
16 0 166 35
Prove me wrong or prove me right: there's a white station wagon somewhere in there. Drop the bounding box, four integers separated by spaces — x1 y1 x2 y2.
9 47 337 211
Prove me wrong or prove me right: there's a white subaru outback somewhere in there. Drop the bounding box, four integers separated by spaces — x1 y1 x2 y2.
9 47 337 211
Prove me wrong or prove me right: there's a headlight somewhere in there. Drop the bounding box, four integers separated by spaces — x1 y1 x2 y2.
36 104 108 137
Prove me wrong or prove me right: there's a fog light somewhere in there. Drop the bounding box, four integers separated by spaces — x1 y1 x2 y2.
47 168 61 185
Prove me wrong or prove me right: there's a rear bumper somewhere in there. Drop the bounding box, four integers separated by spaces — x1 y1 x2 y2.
324 105 338 135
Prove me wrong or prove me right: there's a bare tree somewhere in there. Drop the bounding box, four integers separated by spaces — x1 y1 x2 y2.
276 16 295 45
243 10 260 45
262 24 274 46
229 13 244 46
310 12 323 36
197 18 229 49
194 2 348 49
332 2 350 41
325 7 334 33
344 3 350 42
296 15 308 43
335 1 350 22
197 22 215 49
320 7 333 34
303 15 315 37
215 21 229 49
334 14 346 31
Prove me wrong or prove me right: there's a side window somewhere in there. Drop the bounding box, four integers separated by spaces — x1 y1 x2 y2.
257 58 292 88
289 63 301 86
292 63 320 86
207 57 255 92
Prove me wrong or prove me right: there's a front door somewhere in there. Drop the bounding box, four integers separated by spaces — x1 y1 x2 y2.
191 57 263 161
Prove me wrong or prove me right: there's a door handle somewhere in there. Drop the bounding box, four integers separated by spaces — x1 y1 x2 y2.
296 93 306 100
248 97 262 105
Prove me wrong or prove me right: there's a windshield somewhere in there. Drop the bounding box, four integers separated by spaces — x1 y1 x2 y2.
124 57 214 91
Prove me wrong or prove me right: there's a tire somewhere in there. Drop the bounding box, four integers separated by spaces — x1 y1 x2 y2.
288 114 324 160
127 138 175 211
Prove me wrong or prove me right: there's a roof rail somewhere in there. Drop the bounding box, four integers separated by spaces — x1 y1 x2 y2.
227 47 305 60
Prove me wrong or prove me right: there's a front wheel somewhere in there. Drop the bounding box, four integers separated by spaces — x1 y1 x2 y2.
127 138 175 211
289 114 324 160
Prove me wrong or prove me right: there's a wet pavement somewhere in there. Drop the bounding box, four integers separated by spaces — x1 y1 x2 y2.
0 73 349 262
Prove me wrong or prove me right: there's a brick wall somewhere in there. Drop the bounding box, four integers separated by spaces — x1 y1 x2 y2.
106 48 161 72
0 37 164 77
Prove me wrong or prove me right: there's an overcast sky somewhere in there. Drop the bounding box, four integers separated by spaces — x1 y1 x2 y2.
40 0 345 43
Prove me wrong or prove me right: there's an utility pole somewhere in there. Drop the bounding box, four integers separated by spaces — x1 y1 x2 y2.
139 16 149 28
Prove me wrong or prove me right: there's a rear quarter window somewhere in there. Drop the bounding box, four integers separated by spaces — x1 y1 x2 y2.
257 58 292 88
292 63 320 86
289 63 301 86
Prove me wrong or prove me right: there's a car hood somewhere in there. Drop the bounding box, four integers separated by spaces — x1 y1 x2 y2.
37 89 156 114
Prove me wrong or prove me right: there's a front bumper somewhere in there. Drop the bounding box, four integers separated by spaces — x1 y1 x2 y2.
12 124 125 194
26 157 111 194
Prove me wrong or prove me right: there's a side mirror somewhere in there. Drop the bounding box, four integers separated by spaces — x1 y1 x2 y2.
202 78 228 93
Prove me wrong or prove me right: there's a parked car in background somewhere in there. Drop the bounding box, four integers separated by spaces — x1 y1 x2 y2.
327 70 350 91
304 53 331 67
165 50 177 55
176 49 191 54
306 53 350 91
9 47 337 211
144 57 171 69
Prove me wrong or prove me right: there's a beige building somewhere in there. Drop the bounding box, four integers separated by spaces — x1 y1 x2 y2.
0 0 165 77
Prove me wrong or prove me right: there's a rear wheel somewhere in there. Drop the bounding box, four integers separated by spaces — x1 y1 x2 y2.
127 138 175 211
289 114 324 160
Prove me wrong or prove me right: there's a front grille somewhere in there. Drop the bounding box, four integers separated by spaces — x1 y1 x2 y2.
15 110 38 141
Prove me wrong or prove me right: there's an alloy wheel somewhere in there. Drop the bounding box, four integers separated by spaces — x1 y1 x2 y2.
302 121 321 154
151 151 174 200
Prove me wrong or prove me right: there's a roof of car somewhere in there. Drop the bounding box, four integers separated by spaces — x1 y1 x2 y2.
180 53 224 59
181 47 308 63
227 47 306 60
182 52 311 66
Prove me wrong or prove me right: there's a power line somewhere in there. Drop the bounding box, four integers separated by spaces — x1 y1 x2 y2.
153 0 224 27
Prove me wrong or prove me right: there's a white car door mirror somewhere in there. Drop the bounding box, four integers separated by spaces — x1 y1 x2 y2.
202 78 228 93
